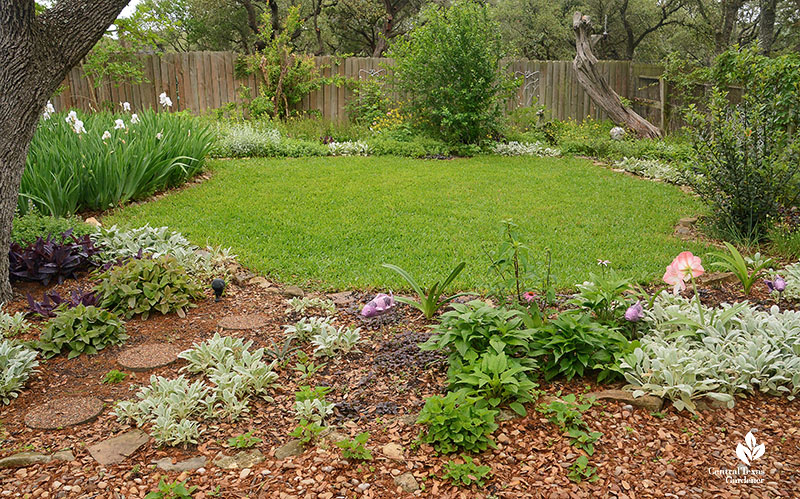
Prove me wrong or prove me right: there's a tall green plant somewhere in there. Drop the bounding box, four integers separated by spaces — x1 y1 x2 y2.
382 262 467 319
23 109 213 217
388 1 517 144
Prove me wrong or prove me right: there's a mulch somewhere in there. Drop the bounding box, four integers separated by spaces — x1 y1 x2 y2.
1 274 799 498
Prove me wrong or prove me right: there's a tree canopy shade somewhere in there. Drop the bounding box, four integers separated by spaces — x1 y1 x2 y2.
0 0 131 302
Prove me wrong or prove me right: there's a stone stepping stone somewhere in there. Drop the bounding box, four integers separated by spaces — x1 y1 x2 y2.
118 343 183 371
153 456 206 472
218 314 270 330
24 397 103 429
213 449 265 469
87 429 149 465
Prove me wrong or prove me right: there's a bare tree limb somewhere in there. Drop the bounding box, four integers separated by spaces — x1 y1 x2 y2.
572 12 661 138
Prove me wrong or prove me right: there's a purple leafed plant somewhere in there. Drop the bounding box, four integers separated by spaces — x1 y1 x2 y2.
9 229 99 285
27 288 98 318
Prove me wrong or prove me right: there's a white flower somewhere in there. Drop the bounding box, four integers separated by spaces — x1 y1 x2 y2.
42 111 51 121
121 101 131 112
45 101 55 114
114 119 126 130
72 119 86 134
102 130 112 140
156 132 163 140
130 113 140 124
66 110 78 123
159 92 173 108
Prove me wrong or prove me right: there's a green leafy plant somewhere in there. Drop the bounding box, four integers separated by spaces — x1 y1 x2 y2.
227 431 262 449
11 208 95 246
422 300 538 381
264 337 300 363
293 352 326 380
382 262 467 319
416 392 498 454
537 394 593 431
450 351 538 416
335 432 372 460
486 219 539 305
37 305 127 359
103 369 128 384
570 271 636 324
0 310 31 338
709 242 774 295
567 455 598 483
94 256 205 319
566 427 602 456
24 109 213 217
443 455 492 487
529 311 633 381
388 1 517 144
144 477 197 499
290 419 326 445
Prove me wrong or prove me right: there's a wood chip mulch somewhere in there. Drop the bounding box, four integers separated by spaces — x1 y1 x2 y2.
1 275 800 497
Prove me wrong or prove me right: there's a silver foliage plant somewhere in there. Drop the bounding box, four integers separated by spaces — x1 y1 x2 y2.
492 141 561 157
114 334 277 446
283 316 334 342
327 140 370 156
780 262 800 301
621 291 800 412
613 157 690 185
0 310 31 338
286 297 336 316
311 325 363 357
0 339 39 405
93 224 236 281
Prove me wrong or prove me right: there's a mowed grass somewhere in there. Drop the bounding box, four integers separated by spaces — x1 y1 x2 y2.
104 156 706 291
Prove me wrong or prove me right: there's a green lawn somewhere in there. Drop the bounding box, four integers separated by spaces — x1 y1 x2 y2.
104 156 706 291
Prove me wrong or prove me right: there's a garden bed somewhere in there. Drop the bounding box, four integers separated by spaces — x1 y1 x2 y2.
1 274 799 497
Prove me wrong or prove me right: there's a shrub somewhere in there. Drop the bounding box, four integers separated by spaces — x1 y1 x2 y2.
94 256 205 319
365 133 451 158
416 392 498 454
11 208 95 246
570 272 637 324
0 339 39 405
25 109 213 216
685 88 799 241
9 231 99 285
37 305 128 359
388 1 516 144
346 77 391 126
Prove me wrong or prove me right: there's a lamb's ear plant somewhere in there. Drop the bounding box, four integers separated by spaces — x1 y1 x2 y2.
382 262 467 319
709 242 773 295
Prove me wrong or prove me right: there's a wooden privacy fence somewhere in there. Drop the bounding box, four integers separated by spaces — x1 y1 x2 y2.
50 52 671 130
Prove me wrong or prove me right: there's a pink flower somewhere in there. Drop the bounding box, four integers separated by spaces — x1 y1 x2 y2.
522 291 537 303
663 251 704 294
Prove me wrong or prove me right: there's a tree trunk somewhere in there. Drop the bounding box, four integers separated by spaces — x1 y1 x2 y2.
0 0 131 303
759 0 777 55
572 12 661 139
715 0 743 54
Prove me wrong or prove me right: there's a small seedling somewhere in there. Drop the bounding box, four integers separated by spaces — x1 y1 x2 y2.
144 477 197 499
567 456 598 483
227 431 261 449
335 432 372 460
443 455 492 487
103 369 128 384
